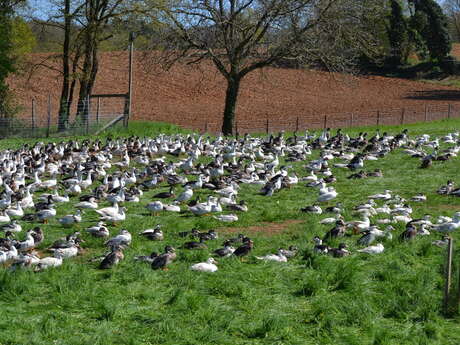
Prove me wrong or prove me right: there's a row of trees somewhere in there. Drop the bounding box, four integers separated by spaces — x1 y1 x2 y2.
0 0 30 121
387 0 451 66
0 0 455 135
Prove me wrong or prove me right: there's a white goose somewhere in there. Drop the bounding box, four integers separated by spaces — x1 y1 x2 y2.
75 197 98 209
0 245 18 264
190 258 218 272
357 243 384 254
6 203 24 218
35 252 64 271
433 212 460 233
16 230 35 251
0 211 11 223
99 207 126 223
0 220 22 233
95 202 119 218
58 210 83 226
175 185 193 203
317 187 338 203
256 250 288 262
213 214 238 222
146 201 164 215
36 206 57 224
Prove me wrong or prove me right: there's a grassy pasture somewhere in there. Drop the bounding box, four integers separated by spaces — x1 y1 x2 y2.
1 119 460 345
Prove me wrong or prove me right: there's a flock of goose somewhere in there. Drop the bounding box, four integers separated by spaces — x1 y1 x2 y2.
0 127 459 273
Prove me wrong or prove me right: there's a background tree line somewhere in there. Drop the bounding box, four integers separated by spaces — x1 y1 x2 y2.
0 0 456 135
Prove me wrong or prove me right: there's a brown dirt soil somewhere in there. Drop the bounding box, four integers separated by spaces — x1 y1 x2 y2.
451 43 460 60
218 219 304 237
8 51 460 131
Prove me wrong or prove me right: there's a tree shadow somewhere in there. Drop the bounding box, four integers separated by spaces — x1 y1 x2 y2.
405 90 460 101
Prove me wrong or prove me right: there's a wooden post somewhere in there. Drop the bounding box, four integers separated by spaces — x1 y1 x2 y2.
266 117 269 134
96 97 100 125
295 117 299 132
401 108 405 124
125 32 134 128
323 115 327 129
376 110 380 126
31 98 36 134
350 113 354 127
444 237 453 315
457 239 460 312
46 94 51 138
86 96 91 135
448 104 452 119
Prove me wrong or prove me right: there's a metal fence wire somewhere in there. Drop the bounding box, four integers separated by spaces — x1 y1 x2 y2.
0 95 127 139
191 103 460 135
0 100 458 139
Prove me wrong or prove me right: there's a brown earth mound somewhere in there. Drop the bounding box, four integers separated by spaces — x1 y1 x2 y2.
8 51 460 131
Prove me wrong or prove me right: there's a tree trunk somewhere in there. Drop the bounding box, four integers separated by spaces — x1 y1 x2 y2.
77 27 98 125
58 0 71 132
222 76 241 136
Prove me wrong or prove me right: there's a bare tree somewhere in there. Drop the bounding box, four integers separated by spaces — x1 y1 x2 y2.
32 0 145 128
153 0 379 135
444 0 460 42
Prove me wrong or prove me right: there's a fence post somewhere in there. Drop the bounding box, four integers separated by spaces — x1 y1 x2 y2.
448 104 452 119
266 117 269 134
96 97 100 125
86 96 91 135
350 113 354 127
31 98 36 135
401 108 405 124
295 117 299 132
376 110 380 126
46 94 51 138
444 237 453 315
323 115 327 129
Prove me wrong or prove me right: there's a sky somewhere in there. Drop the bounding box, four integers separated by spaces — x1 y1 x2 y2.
27 0 58 19
25 0 448 20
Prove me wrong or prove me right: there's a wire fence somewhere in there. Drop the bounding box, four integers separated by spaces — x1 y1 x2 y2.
0 96 127 139
1 99 459 139
188 103 460 135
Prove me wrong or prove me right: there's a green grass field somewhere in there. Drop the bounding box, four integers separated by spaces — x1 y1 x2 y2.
1 119 460 345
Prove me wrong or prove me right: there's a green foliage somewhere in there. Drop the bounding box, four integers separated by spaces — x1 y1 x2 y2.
11 17 36 59
412 0 452 62
2 118 460 344
387 0 409 65
0 2 15 118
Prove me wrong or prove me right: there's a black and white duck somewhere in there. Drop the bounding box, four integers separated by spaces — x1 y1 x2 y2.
0 220 22 233
182 237 208 250
322 220 346 241
213 241 236 257
279 245 298 258
312 236 330 254
199 230 218 241
139 225 164 241
300 204 322 214
151 246 176 270
153 186 175 199
233 239 254 258
99 246 125 269
86 222 110 238
329 243 350 258
134 251 159 263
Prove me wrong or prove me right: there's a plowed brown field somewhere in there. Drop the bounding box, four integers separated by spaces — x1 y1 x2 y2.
8 51 460 132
